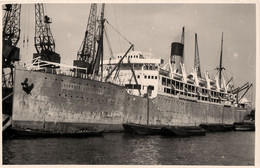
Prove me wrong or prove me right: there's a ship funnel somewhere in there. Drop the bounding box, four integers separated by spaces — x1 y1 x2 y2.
170 42 184 74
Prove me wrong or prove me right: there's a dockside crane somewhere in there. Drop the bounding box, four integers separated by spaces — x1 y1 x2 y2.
194 33 202 78
34 3 60 67
2 4 21 116
74 3 97 75
2 4 21 87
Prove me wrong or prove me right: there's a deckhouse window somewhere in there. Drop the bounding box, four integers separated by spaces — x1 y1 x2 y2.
155 76 157 79
167 88 171 94
162 77 166 86
167 78 171 86
176 82 179 89
180 83 183 90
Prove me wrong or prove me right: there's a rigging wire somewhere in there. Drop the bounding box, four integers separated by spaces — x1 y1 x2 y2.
113 4 122 52
105 19 132 46
104 27 114 59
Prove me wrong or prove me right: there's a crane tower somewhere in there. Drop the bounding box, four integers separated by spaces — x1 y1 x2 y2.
74 3 97 75
33 3 60 67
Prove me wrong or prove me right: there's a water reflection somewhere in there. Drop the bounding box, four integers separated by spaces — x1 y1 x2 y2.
3 132 254 165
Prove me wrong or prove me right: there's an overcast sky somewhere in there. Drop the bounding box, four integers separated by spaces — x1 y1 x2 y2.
7 2 256 103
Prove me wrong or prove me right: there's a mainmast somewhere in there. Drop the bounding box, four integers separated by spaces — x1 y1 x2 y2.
92 3 105 77
216 32 225 87
194 33 201 78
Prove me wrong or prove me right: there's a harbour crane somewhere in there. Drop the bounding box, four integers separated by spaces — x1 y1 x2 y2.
74 3 97 75
2 4 21 87
194 33 202 78
34 3 60 67
2 4 21 116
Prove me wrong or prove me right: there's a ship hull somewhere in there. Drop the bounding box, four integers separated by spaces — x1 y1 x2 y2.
12 67 251 132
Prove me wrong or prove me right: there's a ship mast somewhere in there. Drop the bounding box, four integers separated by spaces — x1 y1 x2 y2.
92 4 105 77
194 33 201 78
216 32 225 87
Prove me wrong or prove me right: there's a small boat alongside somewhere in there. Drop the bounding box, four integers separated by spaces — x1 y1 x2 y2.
10 127 104 138
122 123 162 135
199 123 235 132
233 110 255 131
233 122 255 131
161 126 206 137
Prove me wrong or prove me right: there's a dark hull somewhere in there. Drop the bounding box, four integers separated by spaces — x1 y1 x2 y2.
199 124 235 132
123 123 161 135
10 127 104 138
11 67 251 133
161 126 206 136
234 122 255 131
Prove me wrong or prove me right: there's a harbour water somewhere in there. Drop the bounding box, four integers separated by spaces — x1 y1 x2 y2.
3 131 254 165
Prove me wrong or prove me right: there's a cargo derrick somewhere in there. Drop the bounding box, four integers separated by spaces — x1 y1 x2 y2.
2 4 21 116
74 4 97 76
33 3 60 69
194 33 202 78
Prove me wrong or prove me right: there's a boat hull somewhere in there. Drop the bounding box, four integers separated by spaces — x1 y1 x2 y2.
12 67 251 132
234 122 255 131
161 126 206 136
10 127 103 138
122 123 161 135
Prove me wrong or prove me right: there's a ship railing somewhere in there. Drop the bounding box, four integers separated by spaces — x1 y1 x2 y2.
23 57 102 80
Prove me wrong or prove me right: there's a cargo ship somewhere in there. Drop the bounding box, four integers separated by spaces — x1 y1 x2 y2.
4 4 252 134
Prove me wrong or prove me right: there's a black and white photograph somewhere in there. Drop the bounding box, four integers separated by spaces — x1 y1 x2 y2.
2 0 257 165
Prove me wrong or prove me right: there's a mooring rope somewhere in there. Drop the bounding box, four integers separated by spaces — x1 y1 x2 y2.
2 92 13 101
